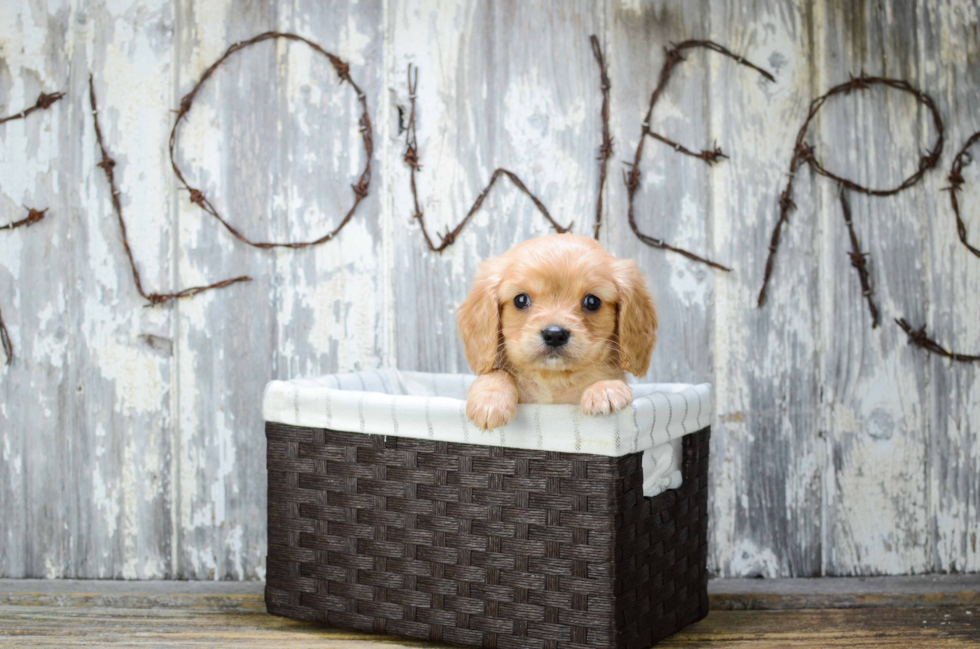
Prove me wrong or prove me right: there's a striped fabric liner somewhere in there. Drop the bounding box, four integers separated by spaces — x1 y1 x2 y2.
263 370 712 497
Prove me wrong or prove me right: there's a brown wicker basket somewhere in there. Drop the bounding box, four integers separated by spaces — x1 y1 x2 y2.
265 422 710 648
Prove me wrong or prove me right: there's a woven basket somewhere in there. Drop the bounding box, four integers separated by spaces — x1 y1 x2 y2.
264 375 710 648
264 371 710 648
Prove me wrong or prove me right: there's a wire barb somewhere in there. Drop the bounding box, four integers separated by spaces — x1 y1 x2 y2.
0 90 65 126
839 188 879 328
895 318 980 363
0 208 48 232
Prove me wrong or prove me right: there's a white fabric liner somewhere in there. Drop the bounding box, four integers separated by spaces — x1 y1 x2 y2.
263 370 712 498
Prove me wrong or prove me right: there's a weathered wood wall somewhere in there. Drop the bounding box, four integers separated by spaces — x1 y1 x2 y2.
1 0 978 579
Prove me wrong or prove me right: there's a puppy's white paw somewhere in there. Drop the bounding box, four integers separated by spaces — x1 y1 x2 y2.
467 388 517 430
581 380 633 416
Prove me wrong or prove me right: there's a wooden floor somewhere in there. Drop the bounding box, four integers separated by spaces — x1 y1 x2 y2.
0 576 977 647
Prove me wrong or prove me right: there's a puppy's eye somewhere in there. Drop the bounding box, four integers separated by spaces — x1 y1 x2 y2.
582 294 602 312
513 293 531 310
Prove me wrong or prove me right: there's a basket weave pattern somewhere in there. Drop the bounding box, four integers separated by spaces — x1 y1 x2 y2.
265 424 710 648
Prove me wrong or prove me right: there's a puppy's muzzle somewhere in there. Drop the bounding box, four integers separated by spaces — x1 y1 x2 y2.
541 325 570 348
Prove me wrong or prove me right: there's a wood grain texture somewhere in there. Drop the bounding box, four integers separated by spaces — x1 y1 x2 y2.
170 0 280 581
817 0 934 576
1 0 979 579
0 0 72 580
706 0 824 578
2 605 977 648
918 0 980 574
1 578 979 647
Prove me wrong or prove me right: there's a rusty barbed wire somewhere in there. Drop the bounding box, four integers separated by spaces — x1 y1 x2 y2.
402 64 569 252
403 64 432 249
626 40 774 271
1 91 62 365
0 208 47 365
947 130 980 258
0 303 10 366
7 37 978 369
0 208 47 232
590 35 612 240
890 129 980 363
0 90 64 126
757 75 945 307
839 187 879 328
89 75 251 306
895 318 980 363
169 32 373 249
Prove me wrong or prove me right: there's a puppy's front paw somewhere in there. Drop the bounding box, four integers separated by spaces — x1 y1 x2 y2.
466 389 517 430
581 380 633 416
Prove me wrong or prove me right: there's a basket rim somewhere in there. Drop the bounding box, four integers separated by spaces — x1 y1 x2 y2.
263 369 712 459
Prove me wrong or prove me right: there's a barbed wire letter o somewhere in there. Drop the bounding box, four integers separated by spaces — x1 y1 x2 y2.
169 31 374 250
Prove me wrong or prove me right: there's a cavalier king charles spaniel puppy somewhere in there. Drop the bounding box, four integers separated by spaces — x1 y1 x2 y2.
457 233 657 430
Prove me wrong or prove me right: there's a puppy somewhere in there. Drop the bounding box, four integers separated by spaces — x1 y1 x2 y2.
457 233 657 430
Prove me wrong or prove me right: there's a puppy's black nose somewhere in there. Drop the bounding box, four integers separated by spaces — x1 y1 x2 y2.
541 326 570 348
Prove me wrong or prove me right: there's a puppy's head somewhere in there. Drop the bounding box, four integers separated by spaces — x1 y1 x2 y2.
456 234 658 377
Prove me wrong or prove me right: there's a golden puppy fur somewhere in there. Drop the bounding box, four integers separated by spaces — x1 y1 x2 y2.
457 233 657 430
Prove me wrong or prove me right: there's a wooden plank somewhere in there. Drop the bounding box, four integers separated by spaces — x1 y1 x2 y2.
663 608 980 647
0 0 72 578
710 575 980 610
3 575 978 608
171 0 279 580
0 605 976 648
384 0 603 373
273 0 386 382
814 0 933 575
705 0 824 577
1 577 979 647
69 0 179 578
0 605 975 648
917 0 980 574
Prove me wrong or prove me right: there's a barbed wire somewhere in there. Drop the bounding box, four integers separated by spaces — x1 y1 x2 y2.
625 40 774 271
89 76 252 306
757 75 945 308
838 187 879 328
590 35 612 240
1 90 63 365
4 35 979 367
746 74 979 362
892 130 980 362
947 130 980 258
0 91 64 126
402 64 569 252
0 208 47 232
896 318 980 362
0 208 48 365
169 32 373 249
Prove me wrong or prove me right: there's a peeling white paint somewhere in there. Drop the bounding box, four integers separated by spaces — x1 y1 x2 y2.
97 339 167 414
729 539 782 579
3 0 979 582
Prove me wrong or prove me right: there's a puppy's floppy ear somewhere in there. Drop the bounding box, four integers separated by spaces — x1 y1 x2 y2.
614 259 658 377
456 257 504 374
